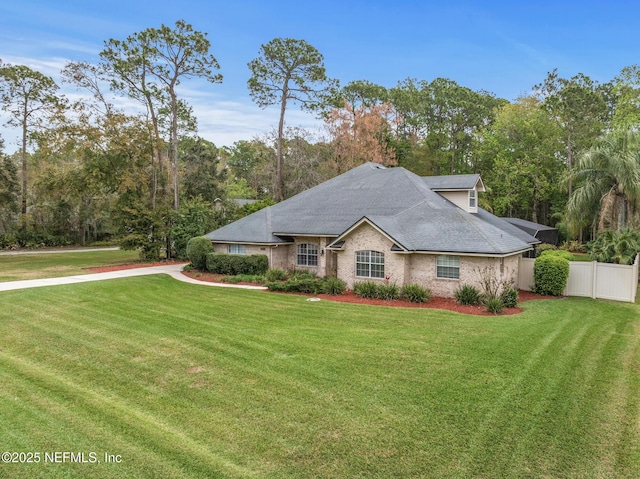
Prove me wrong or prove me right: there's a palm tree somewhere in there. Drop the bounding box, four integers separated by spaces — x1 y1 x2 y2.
567 129 640 235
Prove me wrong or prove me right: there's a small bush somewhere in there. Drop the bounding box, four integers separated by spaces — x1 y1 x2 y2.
265 268 288 282
378 283 400 301
484 295 504 314
221 274 265 284
186 236 213 270
540 249 574 262
400 283 431 303
501 287 519 308
534 255 570 296
535 243 558 257
265 281 287 292
560 240 587 253
353 281 380 299
321 277 346 295
289 270 317 281
455 284 481 305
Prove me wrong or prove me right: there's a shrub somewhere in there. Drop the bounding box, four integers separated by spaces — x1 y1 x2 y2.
265 268 288 282
186 236 213 270
265 281 287 292
221 274 265 284
353 281 380 299
534 254 570 296
484 295 504 314
560 240 587 253
321 277 346 295
535 243 558 257
400 283 431 303
289 270 317 281
540 249 574 262
206 253 269 275
501 287 519 308
455 284 481 305
377 283 400 301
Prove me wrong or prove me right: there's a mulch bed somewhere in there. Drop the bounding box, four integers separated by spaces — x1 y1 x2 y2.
180 271 560 316
86 260 188 272
87 264 560 316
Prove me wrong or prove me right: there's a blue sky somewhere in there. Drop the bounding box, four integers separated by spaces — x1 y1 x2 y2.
1 0 639 152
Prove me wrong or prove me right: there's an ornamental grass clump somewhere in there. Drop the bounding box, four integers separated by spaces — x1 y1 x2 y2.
400 283 431 303
353 281 379 299
455 284 482 306
377 283 400 301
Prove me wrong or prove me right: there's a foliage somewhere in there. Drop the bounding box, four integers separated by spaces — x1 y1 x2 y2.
559 240 587 253
377 283 400 301
265 268 288 282
501 287 519 308
540 249 574 262
478 97 565 224
185 236 213 270
206 253 269 276
180 137 226 203
170 197 217 259
535 243 558 257
0 62 66 220
247 37 336 201
567 129 640 234
455 284 482 306
221 274 265 284
353 280 380 299
588 228 640 265
534 255 570 296
288 269 318 281
320 276 346 295
484 296 505 314
400 283 431 303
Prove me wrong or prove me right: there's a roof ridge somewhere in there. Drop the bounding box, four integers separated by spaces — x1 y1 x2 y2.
455 209 505 253
399 168 447 208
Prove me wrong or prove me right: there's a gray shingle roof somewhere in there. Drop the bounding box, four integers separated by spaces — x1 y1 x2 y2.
422 174 483 191
206 163 536 255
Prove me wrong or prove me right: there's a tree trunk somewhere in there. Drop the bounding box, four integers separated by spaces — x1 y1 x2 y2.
20 112 27 231
276 82 289 202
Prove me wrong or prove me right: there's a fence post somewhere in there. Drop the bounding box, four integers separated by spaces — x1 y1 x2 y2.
591 261 598 299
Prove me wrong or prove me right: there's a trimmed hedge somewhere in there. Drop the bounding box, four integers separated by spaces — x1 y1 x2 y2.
534 255 570 296
206 253 269 276
186 236 213 270
540 249 574 262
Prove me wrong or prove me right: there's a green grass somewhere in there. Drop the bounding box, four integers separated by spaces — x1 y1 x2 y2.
0 276 639 478
0 249 141 281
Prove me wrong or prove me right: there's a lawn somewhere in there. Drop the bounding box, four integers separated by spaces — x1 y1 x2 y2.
0 249 141 281
0 276 639 478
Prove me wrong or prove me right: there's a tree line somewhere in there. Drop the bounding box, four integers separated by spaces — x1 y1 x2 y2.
1 20 640 259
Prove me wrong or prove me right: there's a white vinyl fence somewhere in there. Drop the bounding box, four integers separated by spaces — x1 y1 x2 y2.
518 254 640 303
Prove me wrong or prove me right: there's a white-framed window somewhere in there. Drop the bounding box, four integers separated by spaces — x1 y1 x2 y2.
228 244 246 255
297 243 318 266
436 255 460 279
469 190 477 209
356 250 385 279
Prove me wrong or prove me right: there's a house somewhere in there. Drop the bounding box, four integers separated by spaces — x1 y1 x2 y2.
205 163 539 297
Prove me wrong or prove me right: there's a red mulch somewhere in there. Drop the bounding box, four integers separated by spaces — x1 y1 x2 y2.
86 260 187 272
180 271 560 316
87 264 561 316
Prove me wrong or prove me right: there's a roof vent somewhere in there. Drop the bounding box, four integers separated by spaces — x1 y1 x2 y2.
370 163 386 170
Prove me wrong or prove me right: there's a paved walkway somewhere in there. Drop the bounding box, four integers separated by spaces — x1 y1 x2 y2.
0 264 267 292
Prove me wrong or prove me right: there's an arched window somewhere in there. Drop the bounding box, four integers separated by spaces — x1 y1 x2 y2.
356 250 385 278
297 244 318 266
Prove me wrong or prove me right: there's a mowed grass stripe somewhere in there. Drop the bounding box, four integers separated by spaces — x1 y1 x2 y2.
0 276 639 478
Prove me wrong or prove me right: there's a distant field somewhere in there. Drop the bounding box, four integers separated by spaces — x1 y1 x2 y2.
0 249 140 281
0 275 638 478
